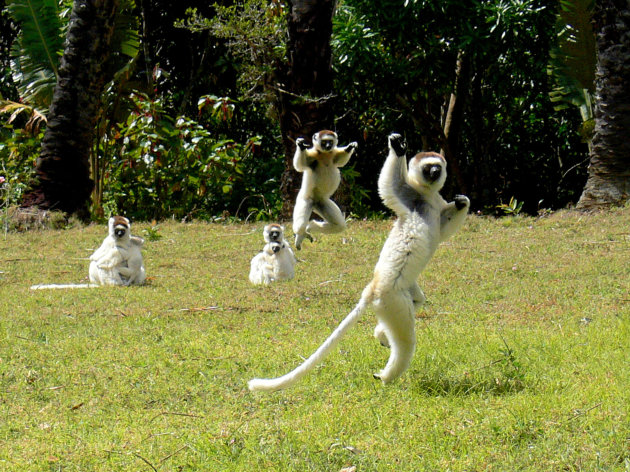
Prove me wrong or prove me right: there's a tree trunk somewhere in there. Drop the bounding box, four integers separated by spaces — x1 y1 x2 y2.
440 50 470 196
277 0 336 218
21 0 119 218
576 0 630 210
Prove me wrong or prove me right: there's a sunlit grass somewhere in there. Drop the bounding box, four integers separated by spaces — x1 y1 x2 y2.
0 208 629 471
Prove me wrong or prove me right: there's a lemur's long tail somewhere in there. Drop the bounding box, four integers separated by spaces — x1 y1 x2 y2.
248 287 373 392
30 284 97 290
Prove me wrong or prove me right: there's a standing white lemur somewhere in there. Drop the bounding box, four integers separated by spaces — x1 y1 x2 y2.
30 216 146 289
292 130 357 250
88 216 146 286
249 224 296 285
248 133 470 392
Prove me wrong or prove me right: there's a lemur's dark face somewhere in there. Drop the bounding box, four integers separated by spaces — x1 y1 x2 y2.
114 225 128 239
266 241 282 255
269 229 281 241
320 138 335 151
421 162 443 183
110 216 130 240
409 152 447 191
314 131 337 152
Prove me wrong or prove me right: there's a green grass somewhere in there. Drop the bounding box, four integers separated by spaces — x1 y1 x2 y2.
0 209 629 471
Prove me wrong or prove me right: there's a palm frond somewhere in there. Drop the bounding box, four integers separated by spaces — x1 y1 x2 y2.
6 0 64 112
100 0 140 85
0 98 47 135
112 0 139 60
547 0 596 117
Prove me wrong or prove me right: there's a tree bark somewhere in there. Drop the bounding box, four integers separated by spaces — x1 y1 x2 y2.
21 0 119 218
440 50 469 195
577 0 630 210
277 0 336 218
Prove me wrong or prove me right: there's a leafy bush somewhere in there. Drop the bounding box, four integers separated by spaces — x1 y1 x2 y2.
0 124 40 208
100 92 265 221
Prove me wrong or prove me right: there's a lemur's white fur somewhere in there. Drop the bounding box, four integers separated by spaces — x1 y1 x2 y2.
30 283 95 289
248 133 470 392
292 130 357 250
249 224 296 285
30 216 146 289
89 216 146 286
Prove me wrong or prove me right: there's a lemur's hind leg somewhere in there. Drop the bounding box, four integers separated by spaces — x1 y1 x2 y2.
375 283 425 348
372 291 416 383
307 198 346 235
292 197 314 250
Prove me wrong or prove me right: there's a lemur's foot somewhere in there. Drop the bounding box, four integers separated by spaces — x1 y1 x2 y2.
294 232 312 250
374 324 390 348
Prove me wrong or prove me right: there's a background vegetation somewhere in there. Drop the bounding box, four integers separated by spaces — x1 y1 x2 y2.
1 0 596 221
0 208 628 470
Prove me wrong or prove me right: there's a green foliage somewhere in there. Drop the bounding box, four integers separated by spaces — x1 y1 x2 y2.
496 196 525 216
180 0 286 104
547 0 596 148
5 0 64 112
3 0 286 222
332 0 589 213
0 121 41 232
5 0 139 115
101 92 260 221
0 124 41 206
340 164 374 218
141 223 162 241
0 6 20 101
1 0 596 220
1 209 629 469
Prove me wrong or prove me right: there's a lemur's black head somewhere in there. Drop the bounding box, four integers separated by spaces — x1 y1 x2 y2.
422 163 443 183
264 223 284 243
266 241 282 255
409 152 447 191
313 130 338 152
268 227 281 242
320 139 334 151
109 215 130 240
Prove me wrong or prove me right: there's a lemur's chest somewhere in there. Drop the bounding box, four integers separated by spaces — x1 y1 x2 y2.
402 210 439 248
311 150 334 166
307 156 340 194
379 207 440 269
308 153 336 174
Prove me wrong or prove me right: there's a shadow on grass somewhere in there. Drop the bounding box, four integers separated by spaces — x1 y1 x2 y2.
410 369 526 396
410 347 527 397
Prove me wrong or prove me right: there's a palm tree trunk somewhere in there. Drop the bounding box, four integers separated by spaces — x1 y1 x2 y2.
576 0 630 209
277 0 336 218
21 0 119 218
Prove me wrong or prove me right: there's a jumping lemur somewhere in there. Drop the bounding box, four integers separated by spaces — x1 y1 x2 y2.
249 133 470 391
292 130 357 250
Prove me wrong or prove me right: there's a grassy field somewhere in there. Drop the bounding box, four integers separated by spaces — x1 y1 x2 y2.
0 208 628 471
